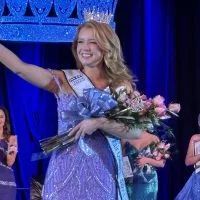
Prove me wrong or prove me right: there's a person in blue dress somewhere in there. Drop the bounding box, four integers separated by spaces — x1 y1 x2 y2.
0 106 17 200
122 134 166 200
0 20 156 199
175 114 200 200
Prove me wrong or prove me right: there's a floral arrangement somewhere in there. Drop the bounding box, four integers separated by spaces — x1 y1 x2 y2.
151 140 171 160
107 88 181 137
40 88 118 155
40 87 180 155
125 140 172 178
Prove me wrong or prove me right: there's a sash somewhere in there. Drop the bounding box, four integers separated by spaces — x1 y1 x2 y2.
63 69 129 200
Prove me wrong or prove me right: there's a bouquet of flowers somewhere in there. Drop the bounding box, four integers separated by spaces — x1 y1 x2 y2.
40 87 180 155
151 140 171 160
107 87 181 137
40 88 118 155
126 140 172 178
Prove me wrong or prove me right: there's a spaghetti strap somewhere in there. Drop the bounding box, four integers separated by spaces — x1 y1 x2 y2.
48 69 64 97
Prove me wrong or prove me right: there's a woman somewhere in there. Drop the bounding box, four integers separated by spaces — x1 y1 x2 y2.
122 135 165 200
0 20 152 199
175 114 200 200
0 106 17 200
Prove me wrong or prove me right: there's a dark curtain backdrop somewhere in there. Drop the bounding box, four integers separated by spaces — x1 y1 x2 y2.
0 0 200 200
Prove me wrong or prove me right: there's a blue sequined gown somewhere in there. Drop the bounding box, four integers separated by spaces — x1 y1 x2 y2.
124 142 158 200
175 171 200 200
0 139 16 200
42 90 118 200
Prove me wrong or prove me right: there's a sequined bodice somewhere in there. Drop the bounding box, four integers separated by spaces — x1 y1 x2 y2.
56 86 111 134
57 93 78 134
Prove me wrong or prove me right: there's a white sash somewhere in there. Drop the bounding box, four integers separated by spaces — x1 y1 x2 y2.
63 69 129 200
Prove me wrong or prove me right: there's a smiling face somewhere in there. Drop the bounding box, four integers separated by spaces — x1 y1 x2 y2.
0 109 5 130
76 27 104 69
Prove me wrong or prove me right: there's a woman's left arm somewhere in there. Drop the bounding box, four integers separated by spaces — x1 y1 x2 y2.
7 136 18 167
68 117 149 140
98 117 143 139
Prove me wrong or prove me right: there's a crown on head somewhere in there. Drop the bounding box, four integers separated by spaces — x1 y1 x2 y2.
83 8 113 24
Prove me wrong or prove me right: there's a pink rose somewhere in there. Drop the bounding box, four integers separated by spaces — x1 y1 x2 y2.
168 103 181 113
157 142 165 149
152 95 165 106
153 150 159 157
164 154 170 159
164 143 171 151
154 106 167 116
144 99 153 110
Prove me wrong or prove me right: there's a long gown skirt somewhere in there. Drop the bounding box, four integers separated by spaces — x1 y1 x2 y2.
42 131 117 200
126 171 158 200
175 172 200 200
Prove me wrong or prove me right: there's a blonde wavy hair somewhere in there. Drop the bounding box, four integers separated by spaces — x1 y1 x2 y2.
72 20 136 89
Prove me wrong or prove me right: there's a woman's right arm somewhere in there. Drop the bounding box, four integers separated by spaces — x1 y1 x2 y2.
185 134 200 166
0 43 55 90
